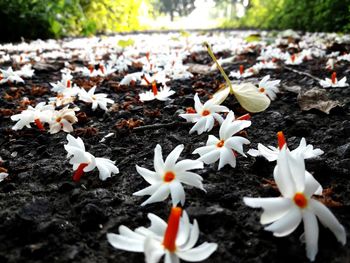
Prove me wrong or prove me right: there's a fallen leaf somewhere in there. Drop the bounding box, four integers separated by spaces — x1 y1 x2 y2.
297 87 342 114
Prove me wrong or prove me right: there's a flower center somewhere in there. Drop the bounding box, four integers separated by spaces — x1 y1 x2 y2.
259 87 265 93
56 117 62 123
217 140 225 148
163 207 182 252
202 110 210 116
164 171 175 182
277 131 286 149
293 192 308 208
331 72 337 84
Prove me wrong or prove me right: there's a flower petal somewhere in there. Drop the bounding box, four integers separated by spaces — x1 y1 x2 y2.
309 199 346 245
154 144 165 175
177 242 218 262
139 184 170 206
218 147 236 170
225 136 250 157
302 210 319 262
176 172 204 190
136 165 160 184
107 233 144 252
304 171 322 197
165 145 184 169
264 206 302 237
144 237 165 263
169 181 186 206
174 160 203 172
243 197 293 225
274 148 296 198
197 149 220 164
181 219 200 250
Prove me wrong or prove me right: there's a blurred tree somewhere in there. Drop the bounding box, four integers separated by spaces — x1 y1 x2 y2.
152 0 196 21
0 0 150 41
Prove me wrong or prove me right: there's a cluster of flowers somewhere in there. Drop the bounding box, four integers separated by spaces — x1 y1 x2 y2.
1 30 348 262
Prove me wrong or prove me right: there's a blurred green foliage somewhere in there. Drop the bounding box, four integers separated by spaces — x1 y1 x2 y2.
0 0 147 41
221 0 350 33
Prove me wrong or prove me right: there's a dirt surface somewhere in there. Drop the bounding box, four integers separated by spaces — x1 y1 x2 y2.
0 31 349 263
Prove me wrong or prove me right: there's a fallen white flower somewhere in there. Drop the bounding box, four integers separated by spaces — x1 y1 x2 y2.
64 134 119 181
134 144 204 206
107 207 218 263
244 147 346 262
193 111 251 170
179 93 229 135
319 72 348 88
78 86 114 111
258 75 280 101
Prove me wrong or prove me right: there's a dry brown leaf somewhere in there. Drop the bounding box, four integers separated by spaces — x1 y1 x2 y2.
297 87 342 114
314 188 343 207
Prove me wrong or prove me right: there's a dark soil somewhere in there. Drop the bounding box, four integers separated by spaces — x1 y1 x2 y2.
0 32 349 263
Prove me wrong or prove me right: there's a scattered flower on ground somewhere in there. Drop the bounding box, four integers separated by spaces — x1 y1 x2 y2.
244 147 346 262
258 75 281 100
319 72 348 88
78 86 114 111
193 111 251 170
133 144 204 206
247 131 324 161
179 93 229 135
64 134 119 181
11 102 54 131
48 106 79 134
107 207 218 263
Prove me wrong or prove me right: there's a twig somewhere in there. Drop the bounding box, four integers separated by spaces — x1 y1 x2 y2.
133 121 191 132
283 66 321 82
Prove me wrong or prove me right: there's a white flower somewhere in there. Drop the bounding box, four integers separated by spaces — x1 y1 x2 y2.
0 172 8 182
64 134 119 181
11 102 54 130
15 64 34 78
247 131 324 162
192 111 251 170
258 75 280 101
107 207 218 263
133 144 204 206
141 72 169 86
82 64 116 77
244 148 346 262
120 72 143 86
48 106 79 134
139 82 175 102
0 67 24 84
179 93 229 135
284 53 303 65
229 65 254 79
78 86 114 111
319 72 348 88
50 72 74 93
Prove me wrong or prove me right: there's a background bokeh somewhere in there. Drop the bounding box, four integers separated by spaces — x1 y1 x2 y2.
1 0 349 41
